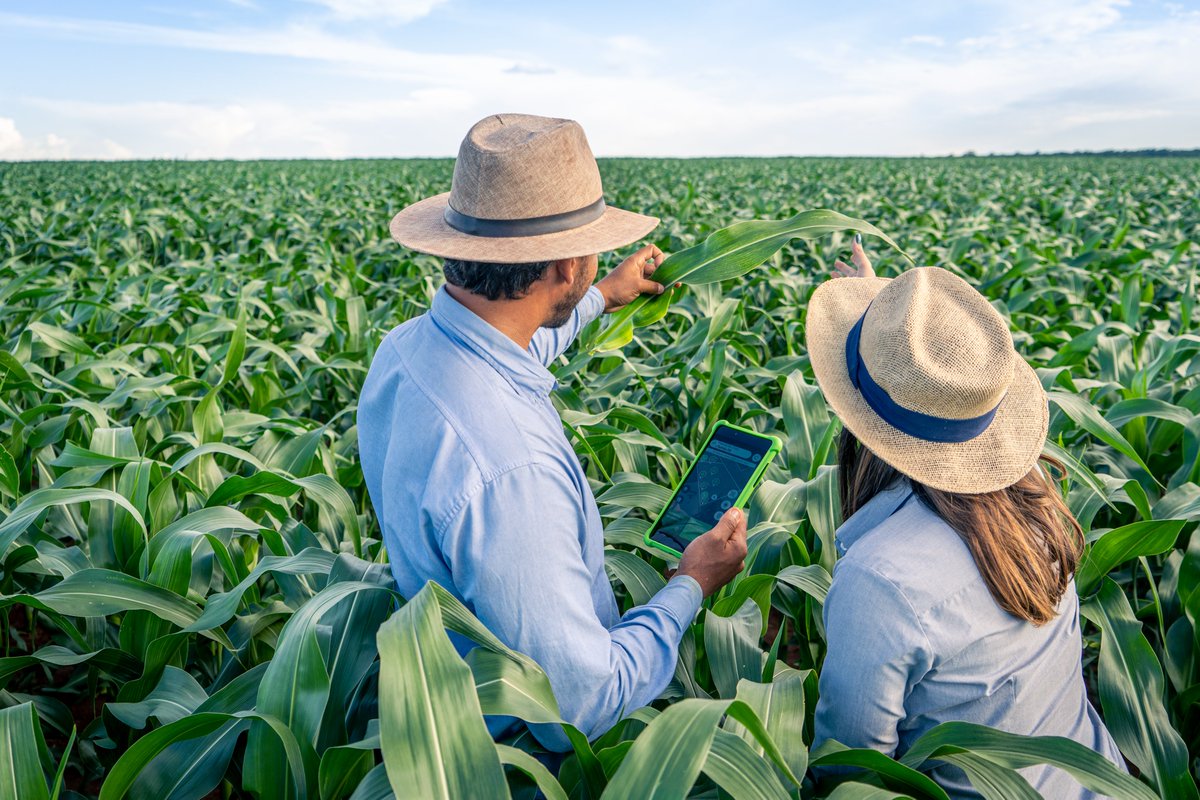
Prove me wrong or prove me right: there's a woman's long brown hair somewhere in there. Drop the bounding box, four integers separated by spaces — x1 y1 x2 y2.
837 429 1084 625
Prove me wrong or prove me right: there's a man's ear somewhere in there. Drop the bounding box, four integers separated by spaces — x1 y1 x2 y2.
549 257 578 287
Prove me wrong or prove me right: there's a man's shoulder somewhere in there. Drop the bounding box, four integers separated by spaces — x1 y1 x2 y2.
361 313 536 478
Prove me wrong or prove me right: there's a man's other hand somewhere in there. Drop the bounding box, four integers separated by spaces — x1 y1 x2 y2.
676 507 749 597
596 244 675 313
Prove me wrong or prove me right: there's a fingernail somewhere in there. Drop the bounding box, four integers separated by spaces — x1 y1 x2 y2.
854 233 863 246
657 284 665 293
728 507 741 523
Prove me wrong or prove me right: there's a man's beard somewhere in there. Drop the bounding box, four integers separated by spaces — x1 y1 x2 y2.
543 269 592 328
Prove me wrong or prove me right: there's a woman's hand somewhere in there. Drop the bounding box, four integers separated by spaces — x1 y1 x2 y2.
830 235 875 279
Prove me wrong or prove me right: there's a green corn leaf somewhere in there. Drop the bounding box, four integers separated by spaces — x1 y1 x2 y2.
600 698 800 798
587 209 910 352
0 443 19 498
319 741 376 800
808 742 949 799
98 711 306 800
1076 519 1186 596
376 582 509 800
929 751 1041 800
1080 579 1197 799
0 644 141 687
23 569 233 648
726 672 811 781
119 664 268 800
28 321 94 356
0 487 146 559
604 548 667 607
222 308 247 385
0 702 52 800
900 720 1159 800
186 547 338 632
104 666 207 729
496 745 570 800
701 730 791 800
244 580 395 799
346 764 395 800
822 785 917 800
1049 390 1156 480
704 599 765 699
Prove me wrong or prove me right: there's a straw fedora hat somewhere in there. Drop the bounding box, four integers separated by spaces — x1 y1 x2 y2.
389 113 659 263
806 267 1048 494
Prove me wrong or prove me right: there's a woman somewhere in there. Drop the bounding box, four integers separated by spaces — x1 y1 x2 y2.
806 247 1126 798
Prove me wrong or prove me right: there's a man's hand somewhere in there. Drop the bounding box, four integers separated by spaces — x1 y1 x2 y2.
830 236 875 280
596 244 673 313
675 507 749 597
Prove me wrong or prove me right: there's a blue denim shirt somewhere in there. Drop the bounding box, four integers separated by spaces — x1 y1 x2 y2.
814 480 1127 798
357 285 703 751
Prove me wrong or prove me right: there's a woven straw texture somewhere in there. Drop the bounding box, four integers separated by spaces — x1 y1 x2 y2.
806 268 1049 494
389 114 658 263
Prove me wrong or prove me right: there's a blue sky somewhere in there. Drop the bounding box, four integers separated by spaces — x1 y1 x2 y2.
1 0 1198 159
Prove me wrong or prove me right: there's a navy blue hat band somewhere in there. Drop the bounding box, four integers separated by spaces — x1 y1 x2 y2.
845 306 1002 444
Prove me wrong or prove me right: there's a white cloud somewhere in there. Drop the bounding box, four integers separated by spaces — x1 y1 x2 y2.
776 0 1200 154
301 0 448 23
0 13 513 83
955 0 1131 50
2 1 1198 158
0 117 73 160
0 118 20 152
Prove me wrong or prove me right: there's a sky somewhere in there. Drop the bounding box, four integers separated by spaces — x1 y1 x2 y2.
1 0 1198 159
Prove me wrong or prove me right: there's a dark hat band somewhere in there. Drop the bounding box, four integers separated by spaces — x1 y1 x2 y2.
443 196 606 239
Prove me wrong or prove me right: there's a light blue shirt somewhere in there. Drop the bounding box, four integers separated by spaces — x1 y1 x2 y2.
813 480 1127 798
357 284 703 751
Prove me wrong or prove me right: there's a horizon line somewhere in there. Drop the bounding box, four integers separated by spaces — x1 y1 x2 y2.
5 147 1200 164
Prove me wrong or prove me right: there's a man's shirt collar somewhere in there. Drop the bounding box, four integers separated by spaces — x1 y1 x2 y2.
430 286 557 397
834 479 915 556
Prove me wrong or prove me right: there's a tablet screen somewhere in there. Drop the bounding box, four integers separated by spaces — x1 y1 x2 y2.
648 426 773 554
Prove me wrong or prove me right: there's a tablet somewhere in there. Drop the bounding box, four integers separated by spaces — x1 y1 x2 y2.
644 421 781 558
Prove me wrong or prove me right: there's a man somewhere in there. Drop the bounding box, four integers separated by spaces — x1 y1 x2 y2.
358 114 747 750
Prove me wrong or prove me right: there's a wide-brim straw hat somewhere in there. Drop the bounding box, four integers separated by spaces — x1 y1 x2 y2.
806 267 1048 494
389 113 659 263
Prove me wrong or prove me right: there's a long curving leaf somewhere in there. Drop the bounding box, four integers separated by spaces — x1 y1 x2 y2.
701 730 791 800
376 582 509 800
0 487 145 557
28 568 232 648
496 744 570 800
600 698 800 798
704 599 764 699
586 209 910 352
1079 579 1197 799
0 702 52 800
900 720 1158 800
1076 519 1186 596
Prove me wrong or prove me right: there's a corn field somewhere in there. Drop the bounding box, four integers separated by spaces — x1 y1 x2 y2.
1 156 1198 799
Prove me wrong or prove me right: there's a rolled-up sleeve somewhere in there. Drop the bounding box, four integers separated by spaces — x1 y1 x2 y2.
813 558 933 757
440 460 702 750
528 285 605 365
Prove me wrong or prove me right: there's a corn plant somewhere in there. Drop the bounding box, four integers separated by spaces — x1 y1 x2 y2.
0 156 1198 799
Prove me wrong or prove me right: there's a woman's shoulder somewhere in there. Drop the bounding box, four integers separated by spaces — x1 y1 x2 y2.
836 494 984 615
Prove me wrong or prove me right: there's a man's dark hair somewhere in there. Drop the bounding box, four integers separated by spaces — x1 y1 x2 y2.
442 258 552 301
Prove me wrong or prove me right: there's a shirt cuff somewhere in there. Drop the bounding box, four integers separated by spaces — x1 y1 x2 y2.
580 285 606 325
654 574 704 630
